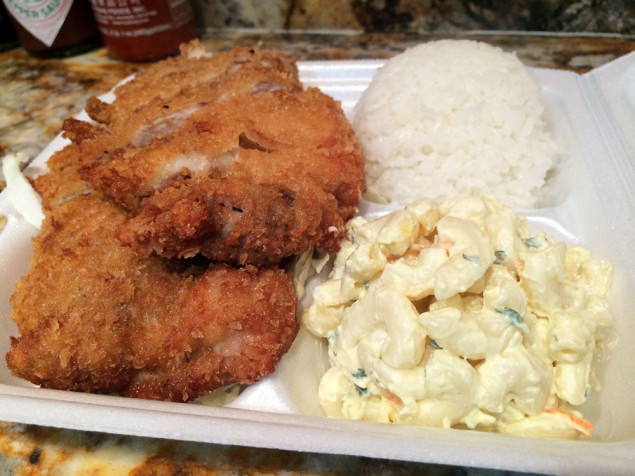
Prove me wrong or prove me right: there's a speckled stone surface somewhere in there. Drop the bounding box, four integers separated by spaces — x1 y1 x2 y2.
0 30 633 474
2 422 531 475
192 0 634 34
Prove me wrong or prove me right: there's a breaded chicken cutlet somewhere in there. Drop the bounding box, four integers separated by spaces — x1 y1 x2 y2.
5 43 368 401
7 193 298 402
38 42 302 211
82 87 365 265
50 41 366 267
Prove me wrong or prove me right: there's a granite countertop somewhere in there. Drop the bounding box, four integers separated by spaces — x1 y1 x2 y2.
0 31 633 475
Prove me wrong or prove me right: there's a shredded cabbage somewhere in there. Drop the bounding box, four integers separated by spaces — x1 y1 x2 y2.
2 153 44 228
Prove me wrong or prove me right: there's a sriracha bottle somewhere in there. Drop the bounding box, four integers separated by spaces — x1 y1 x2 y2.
89 0 197 62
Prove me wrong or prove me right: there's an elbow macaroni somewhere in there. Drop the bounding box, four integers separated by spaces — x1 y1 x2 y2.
303 196 615 439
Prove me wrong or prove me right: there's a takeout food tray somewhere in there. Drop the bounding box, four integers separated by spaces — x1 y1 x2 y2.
1 52 634 474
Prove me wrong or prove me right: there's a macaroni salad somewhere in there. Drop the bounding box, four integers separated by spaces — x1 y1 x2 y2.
303 196 615 439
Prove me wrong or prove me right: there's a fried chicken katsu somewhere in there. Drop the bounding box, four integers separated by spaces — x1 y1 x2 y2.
81 87 364 265
5 42 365 401
38 42 302 211
37 41 364 268
7 193 298 401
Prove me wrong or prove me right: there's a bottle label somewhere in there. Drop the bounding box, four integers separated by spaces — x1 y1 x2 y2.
2 0 74 46
90 0 193 38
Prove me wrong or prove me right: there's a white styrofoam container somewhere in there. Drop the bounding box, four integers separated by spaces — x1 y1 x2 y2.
1 53 634 475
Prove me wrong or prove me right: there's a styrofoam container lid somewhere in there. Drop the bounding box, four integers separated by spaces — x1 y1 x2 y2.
1 52 634 475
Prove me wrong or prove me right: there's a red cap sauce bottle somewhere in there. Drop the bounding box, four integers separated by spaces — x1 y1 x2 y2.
2 0 102 58
89 0 197 62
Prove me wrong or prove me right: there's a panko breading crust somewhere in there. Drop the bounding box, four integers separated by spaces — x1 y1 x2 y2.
81 88 365 265
37 44 302 211
7 194 298 401
36 42 365 268
6 44 365 402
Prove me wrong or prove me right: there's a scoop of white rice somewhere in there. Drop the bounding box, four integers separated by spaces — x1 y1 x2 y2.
352 40 560 209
